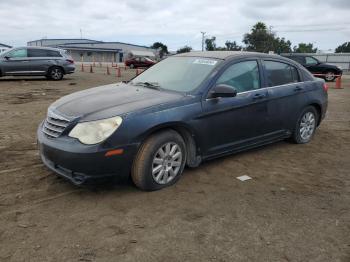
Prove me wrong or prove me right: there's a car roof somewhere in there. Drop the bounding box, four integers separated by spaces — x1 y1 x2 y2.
174 51 283 60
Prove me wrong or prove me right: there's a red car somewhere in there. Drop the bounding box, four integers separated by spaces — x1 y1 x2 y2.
125 57 156 68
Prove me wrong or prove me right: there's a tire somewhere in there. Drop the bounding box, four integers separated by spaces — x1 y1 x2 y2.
47 66 64 81
129 64 135 69
324 70 336 82
131 130 187 191
291 106 318 144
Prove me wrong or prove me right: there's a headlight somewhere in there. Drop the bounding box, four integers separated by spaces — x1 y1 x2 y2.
69 116 122 145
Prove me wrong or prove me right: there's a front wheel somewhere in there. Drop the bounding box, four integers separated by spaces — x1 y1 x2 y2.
291 106 318 144
47 67 64 81
131 130 187 191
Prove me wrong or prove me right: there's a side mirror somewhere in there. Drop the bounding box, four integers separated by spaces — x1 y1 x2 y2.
4 56 10 60
209 84 237 99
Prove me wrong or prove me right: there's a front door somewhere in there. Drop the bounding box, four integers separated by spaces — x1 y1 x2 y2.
200 59 270 157
1 48 29 75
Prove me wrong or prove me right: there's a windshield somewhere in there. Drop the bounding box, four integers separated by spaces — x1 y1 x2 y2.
130 56 220 92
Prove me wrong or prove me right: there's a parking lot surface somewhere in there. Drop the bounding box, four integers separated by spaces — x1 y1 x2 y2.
0 70 349 261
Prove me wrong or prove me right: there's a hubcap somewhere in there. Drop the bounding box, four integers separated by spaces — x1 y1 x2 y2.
299 112 316 141
152 142 182 185
325 72 335 81
51 69 62 79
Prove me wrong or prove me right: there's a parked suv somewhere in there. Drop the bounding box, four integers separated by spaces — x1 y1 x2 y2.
0 47 75 80
38 51 327 191
125 57 156 68
282 54 342 82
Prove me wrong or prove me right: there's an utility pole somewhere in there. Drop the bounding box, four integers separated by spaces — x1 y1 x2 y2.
201 32 206 51
80 29 83 39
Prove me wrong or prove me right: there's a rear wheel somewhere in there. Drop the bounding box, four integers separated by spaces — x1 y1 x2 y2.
131 130 186 191
47 66 64 81
324 71 336 82
291 106 318 144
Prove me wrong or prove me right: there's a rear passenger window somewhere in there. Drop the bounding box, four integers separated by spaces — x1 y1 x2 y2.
216 60 260 93
28 49 61 57
264 61 299 87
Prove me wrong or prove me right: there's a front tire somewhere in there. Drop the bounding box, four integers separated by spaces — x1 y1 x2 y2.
291 106 318 144
129 64 135 69
47 66 64 81
131 130 187 191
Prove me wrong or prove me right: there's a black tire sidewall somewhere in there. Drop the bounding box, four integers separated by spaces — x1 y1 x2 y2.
293 106 318 144
133 131 187 191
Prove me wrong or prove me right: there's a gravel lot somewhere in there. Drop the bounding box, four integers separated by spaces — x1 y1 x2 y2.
0 68 349 262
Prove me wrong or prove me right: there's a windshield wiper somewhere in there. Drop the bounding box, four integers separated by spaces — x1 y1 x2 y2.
132 81 161 90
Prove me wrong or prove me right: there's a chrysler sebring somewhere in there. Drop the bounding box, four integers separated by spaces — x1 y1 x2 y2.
37 51 328 191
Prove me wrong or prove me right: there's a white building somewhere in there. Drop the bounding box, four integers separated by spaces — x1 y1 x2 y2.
27 39 157 62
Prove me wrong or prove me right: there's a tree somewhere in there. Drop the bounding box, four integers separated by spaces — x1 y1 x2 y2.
205 37 216 51
293 43 318 53
176 45 192 54
224 41 242 51
335 42 350 53
150 42 169 58
273 37 292 53
243 22 275 52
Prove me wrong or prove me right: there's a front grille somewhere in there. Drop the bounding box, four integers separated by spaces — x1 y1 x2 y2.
43 110 71 139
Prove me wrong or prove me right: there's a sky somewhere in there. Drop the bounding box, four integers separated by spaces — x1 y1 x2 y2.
0 0 349 52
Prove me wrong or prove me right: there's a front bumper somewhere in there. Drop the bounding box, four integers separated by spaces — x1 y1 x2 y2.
37 124 138 185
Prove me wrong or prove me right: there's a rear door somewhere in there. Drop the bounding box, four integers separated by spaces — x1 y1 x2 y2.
263 59 309 133
200 59 270 157
1 48 29 75
27 49 62 75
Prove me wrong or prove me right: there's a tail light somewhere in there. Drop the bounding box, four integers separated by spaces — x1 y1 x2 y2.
66 59 74 64
323 83 329 92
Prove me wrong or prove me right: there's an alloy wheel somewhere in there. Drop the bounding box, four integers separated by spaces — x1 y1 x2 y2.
152 142 183 185
51 68 62 80
299 112 316 141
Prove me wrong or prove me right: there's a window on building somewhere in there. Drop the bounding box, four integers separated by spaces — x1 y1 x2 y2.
216 60 260 93
265 60 300 87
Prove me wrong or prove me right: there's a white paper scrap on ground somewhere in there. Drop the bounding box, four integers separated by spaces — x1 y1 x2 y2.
236 175 252 181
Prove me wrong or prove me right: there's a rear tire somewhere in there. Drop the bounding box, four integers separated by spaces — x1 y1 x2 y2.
291 106 318 144
47 66 64 81
131 130 187 191
324 70 336 82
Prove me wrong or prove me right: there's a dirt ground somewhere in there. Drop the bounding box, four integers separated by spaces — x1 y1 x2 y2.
0 67 349 262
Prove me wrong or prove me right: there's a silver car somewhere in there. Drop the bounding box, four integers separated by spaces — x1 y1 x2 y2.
0 46 75 80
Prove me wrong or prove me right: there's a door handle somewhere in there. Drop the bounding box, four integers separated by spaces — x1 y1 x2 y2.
294 86 303 92
252 93 266 100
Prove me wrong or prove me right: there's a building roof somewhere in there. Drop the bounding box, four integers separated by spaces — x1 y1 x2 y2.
0 43 12 48
58 45 121 52
175 51 278 60
27 39 153 49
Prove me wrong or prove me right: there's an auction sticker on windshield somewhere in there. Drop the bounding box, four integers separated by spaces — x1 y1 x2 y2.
193 59 217 66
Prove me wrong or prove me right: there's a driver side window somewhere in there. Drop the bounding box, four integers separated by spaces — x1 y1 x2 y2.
8 48 27 58
305 56 318 65
216 60 260 93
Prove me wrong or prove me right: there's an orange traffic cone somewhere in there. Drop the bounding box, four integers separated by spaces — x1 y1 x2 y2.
116 67 121 77
335 76 342 89
89 64 94 73
81 63 84 72
106 66 110 75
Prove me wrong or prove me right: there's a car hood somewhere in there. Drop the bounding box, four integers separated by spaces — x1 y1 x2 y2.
49 83 184 121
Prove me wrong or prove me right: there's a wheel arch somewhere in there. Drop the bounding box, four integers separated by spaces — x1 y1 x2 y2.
308 102 322 126
47 65 65 75
136 122 201 168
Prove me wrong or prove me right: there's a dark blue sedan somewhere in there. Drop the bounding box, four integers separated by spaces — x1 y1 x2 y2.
38 51 328 190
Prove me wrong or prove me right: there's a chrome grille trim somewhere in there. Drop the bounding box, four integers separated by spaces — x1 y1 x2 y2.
42 110 71 139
